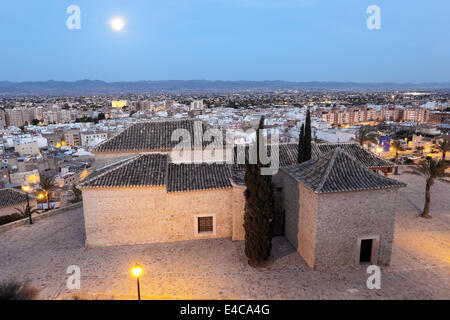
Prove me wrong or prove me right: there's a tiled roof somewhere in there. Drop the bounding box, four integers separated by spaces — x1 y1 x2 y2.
315 142 394 168
80 155 232 192
230 168 245 186
282 147 406 194
167 163 232 192
232 143 321 170
79 154 167 188
0 188 30 208
232 142 391 169
80 156 139 184
93 120 222 153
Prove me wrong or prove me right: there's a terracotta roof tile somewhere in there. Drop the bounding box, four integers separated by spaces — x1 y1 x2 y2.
315 142 394 168
80 155 232 192
93 120 222 153
282 147 406 193
79 154 167 188
0 188 30 208
167 163 232 192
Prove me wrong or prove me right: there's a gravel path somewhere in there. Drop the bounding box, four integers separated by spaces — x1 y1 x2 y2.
0 169 448 300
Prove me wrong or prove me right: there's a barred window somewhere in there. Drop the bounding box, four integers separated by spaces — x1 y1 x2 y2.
198 216 213 233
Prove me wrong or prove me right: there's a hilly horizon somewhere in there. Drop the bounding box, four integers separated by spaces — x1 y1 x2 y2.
1 80 450 96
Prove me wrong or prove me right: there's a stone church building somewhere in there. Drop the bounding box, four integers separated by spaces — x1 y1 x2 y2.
79 119 405 270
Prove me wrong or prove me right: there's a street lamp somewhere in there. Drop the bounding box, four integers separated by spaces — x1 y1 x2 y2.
132 264 143 300
21 184 32 225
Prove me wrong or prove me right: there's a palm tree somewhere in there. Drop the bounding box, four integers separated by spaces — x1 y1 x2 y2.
15 205 39 225
404 159 450 219
38 177 58 211
416 146 425 156
355 126 379 147
435 140 449 161
0 280 39 300
390 140 403 175
70 184 82 203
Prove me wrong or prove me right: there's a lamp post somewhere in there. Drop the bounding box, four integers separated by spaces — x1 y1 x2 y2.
38 193 45 212
132 264 143 300
21 184 32 225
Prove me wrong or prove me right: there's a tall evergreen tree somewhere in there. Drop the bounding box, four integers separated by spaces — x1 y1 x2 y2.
243 117 274 265
298 123 305 163
304 108 312 161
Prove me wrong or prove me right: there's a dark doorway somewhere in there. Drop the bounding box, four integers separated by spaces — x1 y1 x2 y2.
272 209 285 236
359 239 373 264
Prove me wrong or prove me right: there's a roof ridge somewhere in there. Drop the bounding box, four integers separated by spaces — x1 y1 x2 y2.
141 118 195 122
339 150 406 186
2 187 37 199
324 147 406 188
79 154 142 187
316 142 358 146
92 125 130 152
314 147 340 193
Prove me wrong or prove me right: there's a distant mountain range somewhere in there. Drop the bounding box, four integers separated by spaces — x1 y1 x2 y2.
0 80 449 96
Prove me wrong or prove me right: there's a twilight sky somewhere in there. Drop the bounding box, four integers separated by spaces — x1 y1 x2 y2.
1 0 449 82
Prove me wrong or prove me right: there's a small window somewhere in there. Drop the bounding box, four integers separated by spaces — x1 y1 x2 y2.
359 239 373 264
198 216 213 233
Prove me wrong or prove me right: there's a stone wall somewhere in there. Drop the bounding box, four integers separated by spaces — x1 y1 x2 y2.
278 171 301 249
231 183 246 240
0 199 37 217
82 187 235 247
279 169 318 269
297 184 318 269
314 189 399 270
0 202 82 233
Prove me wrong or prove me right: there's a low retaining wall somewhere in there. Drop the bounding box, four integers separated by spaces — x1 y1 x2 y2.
0 202 83 233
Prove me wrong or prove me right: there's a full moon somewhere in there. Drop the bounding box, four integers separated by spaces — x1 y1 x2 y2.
110 17 125 31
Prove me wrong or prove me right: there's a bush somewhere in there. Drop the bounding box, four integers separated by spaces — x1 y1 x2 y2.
0 280 39 300
0 213 24 226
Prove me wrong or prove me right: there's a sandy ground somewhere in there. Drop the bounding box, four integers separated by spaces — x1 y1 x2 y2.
0 169 448 300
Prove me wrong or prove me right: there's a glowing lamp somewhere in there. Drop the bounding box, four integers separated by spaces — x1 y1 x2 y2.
131 264 143 300
132 264 143 277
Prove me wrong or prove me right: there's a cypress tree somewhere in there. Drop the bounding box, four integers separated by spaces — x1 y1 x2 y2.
243 117 274 266
304 108 312 161
298 123 305 163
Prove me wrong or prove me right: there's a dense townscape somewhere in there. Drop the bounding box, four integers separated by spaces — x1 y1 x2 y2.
0 91 448 201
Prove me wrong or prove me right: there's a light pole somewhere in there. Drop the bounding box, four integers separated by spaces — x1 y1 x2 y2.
21 184 32 225
38 193 45 212
132 264 143 300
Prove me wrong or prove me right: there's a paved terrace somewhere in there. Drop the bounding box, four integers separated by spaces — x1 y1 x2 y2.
0 169 449 299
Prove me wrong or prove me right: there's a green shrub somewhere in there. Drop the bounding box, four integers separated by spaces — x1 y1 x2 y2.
0 213 24 226
0 280 39 300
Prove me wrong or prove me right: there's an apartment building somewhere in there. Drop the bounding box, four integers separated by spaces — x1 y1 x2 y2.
14 141 40 156
5 108 35 127
80 131 108 148
64 129 82 146
0 109 6 129
403 107 429 123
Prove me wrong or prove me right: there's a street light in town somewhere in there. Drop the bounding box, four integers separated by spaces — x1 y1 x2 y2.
21 184 32 224
132 264 143 300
